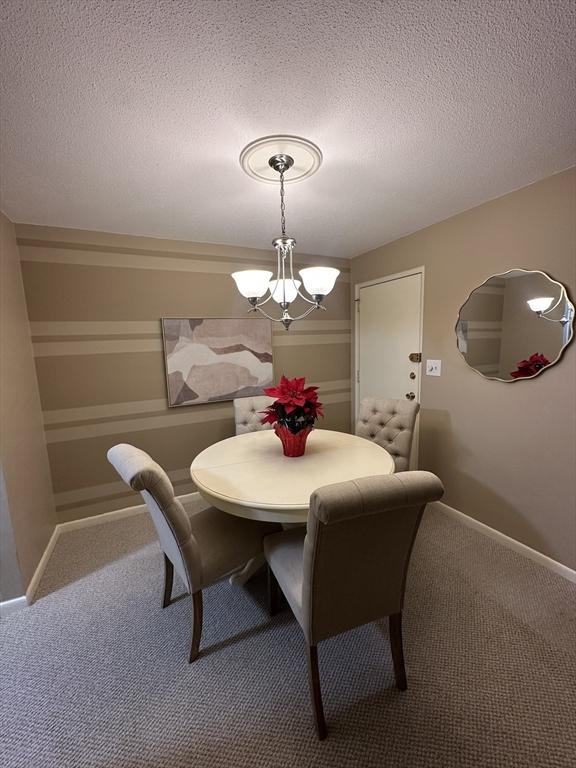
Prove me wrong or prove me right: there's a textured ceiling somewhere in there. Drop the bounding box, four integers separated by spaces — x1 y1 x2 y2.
1 0 575 258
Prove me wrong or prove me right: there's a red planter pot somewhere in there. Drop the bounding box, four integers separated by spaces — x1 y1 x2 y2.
274 424 313 457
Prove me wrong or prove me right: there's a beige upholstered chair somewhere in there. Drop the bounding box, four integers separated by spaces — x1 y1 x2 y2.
356 397 420 471
264 471 444 739
233 395 274 434
107 443 280 662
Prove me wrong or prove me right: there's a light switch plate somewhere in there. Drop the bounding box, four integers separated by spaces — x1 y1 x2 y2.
426 359 442 376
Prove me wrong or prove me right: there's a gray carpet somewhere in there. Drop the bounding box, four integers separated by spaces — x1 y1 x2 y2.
1 507 575 768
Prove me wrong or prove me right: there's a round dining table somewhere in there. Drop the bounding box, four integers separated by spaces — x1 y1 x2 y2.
190 429 395 524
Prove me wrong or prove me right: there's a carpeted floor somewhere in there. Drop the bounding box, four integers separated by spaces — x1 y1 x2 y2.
1 506 575 768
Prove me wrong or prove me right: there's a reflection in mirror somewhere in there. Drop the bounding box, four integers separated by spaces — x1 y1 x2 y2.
456 269 574 382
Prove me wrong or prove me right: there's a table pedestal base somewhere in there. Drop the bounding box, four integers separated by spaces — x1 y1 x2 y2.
228 522 305 586
229 555 265 586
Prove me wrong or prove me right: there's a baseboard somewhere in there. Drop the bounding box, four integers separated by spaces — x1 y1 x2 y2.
432 500 576 584
57 501 147 533
25 524 61 605
26 492 200 603
0 595 28 619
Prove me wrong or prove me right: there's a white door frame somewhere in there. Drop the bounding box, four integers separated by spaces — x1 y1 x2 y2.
353 266 425 465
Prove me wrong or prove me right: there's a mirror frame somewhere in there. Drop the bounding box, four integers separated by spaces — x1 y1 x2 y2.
456 268 574 383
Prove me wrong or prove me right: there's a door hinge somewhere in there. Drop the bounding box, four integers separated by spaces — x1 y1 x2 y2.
354 298 360 312
409 352 422 363
356 370 360 383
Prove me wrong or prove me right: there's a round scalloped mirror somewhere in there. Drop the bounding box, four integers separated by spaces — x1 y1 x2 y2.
456 269 574 382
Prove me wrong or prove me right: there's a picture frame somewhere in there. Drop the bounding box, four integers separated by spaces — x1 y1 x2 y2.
160 317 273 407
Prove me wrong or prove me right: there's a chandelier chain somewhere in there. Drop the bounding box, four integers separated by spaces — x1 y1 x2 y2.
279 168 286 237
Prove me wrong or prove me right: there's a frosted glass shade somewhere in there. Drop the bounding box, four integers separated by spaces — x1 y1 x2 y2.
299 267 340 296
527 297 554 313
232 270 273 299
269 279 301 304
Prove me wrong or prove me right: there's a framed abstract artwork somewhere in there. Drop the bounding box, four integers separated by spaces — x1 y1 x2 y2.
161 318 274 407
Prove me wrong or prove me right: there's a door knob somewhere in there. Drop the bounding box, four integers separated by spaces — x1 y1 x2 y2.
405 392 416 400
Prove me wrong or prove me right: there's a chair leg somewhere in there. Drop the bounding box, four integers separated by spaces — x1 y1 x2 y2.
267 565 281 616
189 591 203 663
162 554 174 609
307 644 327 740
389 612 407 691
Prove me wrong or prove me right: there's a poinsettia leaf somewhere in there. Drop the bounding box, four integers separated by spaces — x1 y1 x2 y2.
262 376 323 428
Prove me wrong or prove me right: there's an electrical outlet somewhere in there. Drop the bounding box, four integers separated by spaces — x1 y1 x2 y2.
426 359 442 376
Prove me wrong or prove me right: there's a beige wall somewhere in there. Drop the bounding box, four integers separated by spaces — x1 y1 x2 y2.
0 213 57 597
17 225 352 523
351 168 576 570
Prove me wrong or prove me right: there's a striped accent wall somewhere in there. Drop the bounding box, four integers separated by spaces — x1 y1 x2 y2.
17 225 352 523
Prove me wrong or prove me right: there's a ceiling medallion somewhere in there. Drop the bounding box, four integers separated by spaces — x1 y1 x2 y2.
239 134 323 183
232 135 338 330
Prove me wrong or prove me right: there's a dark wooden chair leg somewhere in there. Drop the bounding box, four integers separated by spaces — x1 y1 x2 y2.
162 554 174 609
267 566 281 616
389 612 407 691
307 644 327 740
189 591 203 663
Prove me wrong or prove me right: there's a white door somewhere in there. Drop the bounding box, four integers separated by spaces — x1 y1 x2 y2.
356 270 424 463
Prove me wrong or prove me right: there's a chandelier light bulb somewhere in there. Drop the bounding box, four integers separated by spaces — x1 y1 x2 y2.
231 270 273 299
269 279 301 304
299 267 340 297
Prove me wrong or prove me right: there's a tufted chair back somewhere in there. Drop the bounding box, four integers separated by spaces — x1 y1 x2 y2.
107 443 202 593
233 395 275 435
355 397 420 472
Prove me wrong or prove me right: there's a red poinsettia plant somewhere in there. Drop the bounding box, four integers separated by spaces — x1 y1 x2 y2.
510 352 550 379
261 375 324 434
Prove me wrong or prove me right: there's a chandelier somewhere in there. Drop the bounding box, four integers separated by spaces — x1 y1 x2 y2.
232 136 339 330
